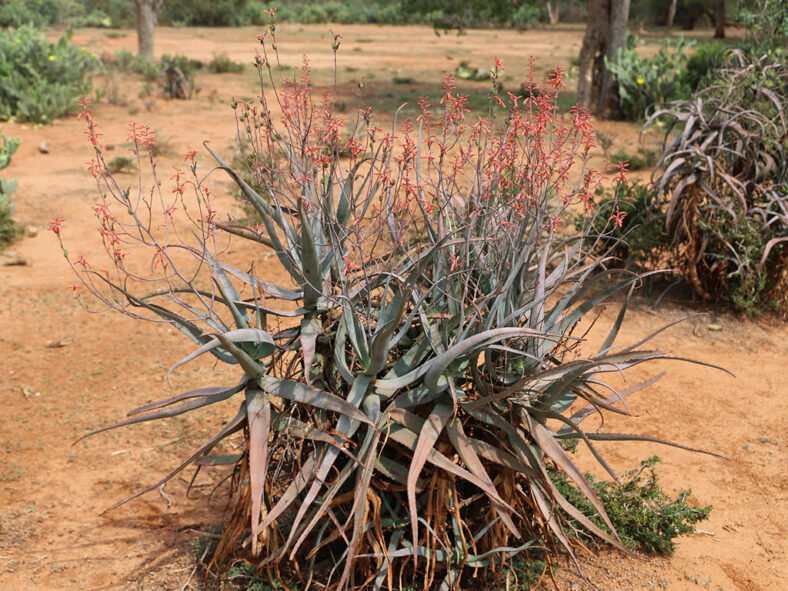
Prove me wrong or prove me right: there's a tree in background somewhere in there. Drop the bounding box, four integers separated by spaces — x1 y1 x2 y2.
667 0 678 31
135 0 162 61
402 0 632 116
713 0 725 38
545 0 560 23
577 0 630 115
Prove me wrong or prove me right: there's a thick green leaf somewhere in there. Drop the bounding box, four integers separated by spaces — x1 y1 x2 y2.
257 375 374 426
167 328 274 381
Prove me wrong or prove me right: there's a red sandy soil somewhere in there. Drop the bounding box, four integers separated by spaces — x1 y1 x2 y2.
0 24 784 591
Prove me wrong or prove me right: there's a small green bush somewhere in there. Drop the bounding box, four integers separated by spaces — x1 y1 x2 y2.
550 456 711 555
684 40 729 91
0 133 20 172
737 0 788 57
606 35 694 121
0 178 24 250
107 49 160 81
107 156 136 174
609 147 657 171
507 3 542 28
207 53 245 74
0 0 110 28
0 26 96 124
0 130 23 250
160 54 200 99
160 0 263 26
587 180 669 271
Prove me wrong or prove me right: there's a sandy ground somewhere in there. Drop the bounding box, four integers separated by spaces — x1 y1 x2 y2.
0 23 785 591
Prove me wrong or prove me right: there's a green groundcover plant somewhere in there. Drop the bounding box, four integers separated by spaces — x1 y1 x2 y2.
549 455 711 556
58 19 724 590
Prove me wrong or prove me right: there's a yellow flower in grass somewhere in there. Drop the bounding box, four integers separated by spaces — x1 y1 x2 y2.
636 76 645 85
48 55 55 62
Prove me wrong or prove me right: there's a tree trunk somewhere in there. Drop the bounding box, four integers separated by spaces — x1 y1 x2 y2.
577 0 631 117
714 0 725 38
135 0 159 61
545 1 559 25
667 0 678 32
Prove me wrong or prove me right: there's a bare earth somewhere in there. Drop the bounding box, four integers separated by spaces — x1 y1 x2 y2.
0 24 785 591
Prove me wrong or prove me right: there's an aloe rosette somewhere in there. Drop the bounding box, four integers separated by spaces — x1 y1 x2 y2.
60 24 726 591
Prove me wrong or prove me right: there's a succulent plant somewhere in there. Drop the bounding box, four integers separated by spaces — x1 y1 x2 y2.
62 29 726 590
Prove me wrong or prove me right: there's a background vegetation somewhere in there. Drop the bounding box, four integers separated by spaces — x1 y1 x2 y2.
0 129 22 250
0 25 95 123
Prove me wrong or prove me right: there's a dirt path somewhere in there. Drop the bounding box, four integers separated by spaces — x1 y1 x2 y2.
0 24 785 591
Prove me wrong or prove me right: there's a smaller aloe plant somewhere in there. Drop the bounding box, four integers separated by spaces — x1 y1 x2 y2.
646 49 788 314
60 21 726 591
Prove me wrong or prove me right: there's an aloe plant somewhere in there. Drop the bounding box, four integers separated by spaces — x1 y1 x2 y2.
646 50 788 314
60 25 726 591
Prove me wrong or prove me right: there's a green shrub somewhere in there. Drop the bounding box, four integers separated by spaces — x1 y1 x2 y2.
550 456 711 555
684 40 729 91
587 179 669 272
737 0 788 56
507 3 542 28
0 0 110 28
106 49 160 81
104 51 208 99
606 35 694 121
0 26 96 124
159 0 264 26
647 50 788 315
160 54 200 99
0 178 24 250
0 130 23 250
609 147 657 171
0 132 20 172
106 156 136 174
207 53 245 74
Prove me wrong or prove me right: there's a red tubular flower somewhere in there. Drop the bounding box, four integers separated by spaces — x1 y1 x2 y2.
85 159 102 179
66 285 83 298
609 208 627 227
74 255 90 268
341 255 360 272
48 217 64 235
610 160 630 184
548 66 566 89
153 247 168 270
202 207 217 223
